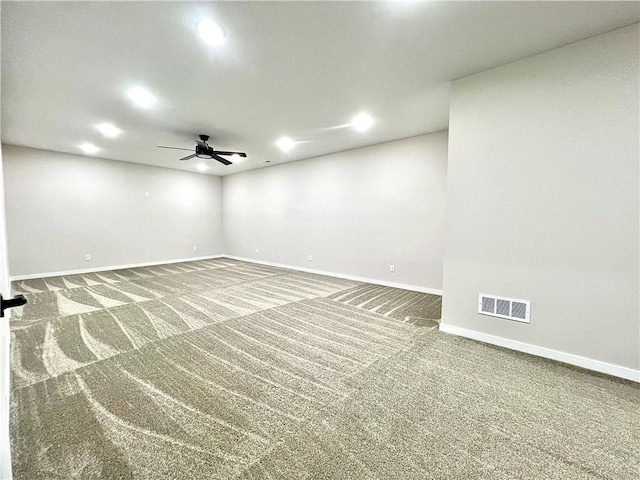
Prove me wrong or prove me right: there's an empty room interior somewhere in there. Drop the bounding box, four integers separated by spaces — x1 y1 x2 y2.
0 1 639 479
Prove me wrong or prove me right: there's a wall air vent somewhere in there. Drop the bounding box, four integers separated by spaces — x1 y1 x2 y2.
478 294 530 323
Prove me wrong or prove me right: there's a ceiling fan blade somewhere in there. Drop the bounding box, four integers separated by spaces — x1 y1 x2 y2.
212 153 232 166
213 151 247 157
179 154 197 161
157 146 195 152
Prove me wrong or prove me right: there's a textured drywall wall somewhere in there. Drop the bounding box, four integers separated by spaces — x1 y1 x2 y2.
442 24 639 371
223 132 448 290
3 145 224 276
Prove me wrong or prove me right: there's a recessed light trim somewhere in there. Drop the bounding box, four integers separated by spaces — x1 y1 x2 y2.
276 136 295 153
79 143 99 155
197 19 226 46
351 112 374 132
196 163 208 172
96 122 122 138
126 87 156 108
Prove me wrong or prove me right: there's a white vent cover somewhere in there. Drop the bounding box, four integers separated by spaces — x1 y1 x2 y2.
478 294 530 323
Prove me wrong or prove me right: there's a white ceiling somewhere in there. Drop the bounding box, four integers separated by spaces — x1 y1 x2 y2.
2 1 638 176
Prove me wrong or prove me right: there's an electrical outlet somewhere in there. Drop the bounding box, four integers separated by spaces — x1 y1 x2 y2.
85 254 91 261
192 246 197 252
308 255 312 261
256 248 259 254
389 264 395 272
145 191 150 197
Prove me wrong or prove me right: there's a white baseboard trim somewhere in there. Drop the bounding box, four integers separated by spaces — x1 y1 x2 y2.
439 323 640 383
224 255 443 295
10 254 225 281
10 254 443 296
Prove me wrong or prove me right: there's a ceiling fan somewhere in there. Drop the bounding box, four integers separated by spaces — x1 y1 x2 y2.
157 135 247 165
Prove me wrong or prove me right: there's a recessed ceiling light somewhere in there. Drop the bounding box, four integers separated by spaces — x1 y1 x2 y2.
196 163 208 171
79 143 99 155
351 113 374 132
96 122 122 138
126 87 156 108
197 19 226 46
276 136 295 153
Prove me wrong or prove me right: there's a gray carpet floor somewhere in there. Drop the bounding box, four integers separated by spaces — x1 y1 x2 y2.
9 258 639 479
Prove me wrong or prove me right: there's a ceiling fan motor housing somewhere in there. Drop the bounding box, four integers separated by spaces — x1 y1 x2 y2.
195 143 213 159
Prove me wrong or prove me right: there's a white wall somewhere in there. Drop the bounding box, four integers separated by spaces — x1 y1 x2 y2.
3 145 224 277
223 133 448 291
442 25 639 375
